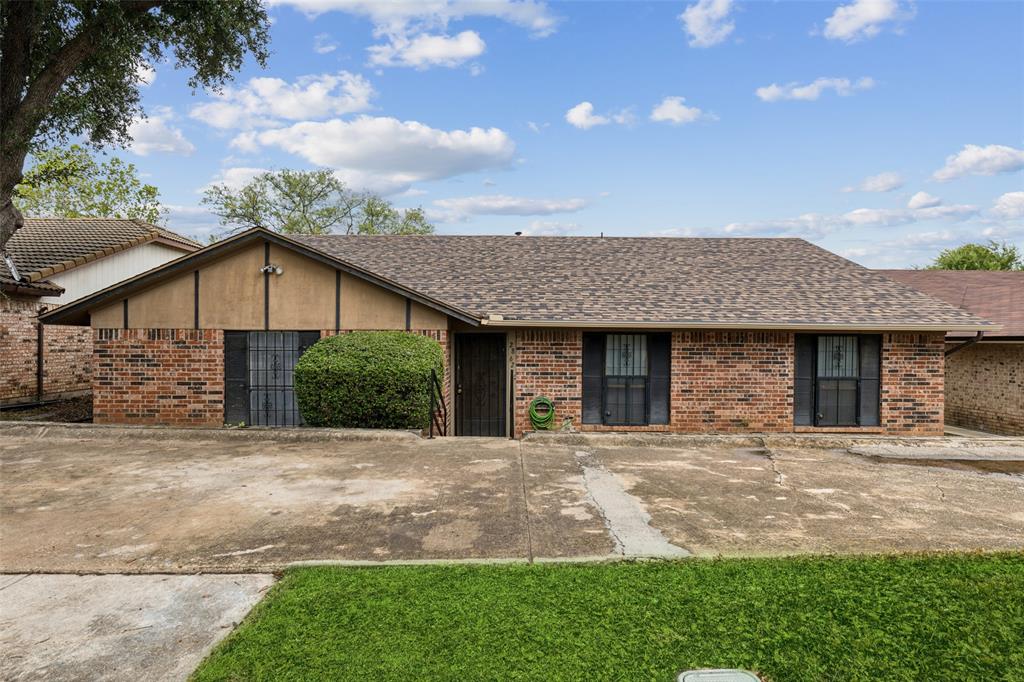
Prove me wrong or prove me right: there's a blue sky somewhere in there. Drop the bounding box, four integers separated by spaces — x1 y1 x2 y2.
122 0 1023 267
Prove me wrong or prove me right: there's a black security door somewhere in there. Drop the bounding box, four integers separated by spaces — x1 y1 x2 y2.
455 334 507 436
224 331 320 426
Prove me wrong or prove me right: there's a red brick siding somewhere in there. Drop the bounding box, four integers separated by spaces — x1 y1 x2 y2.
670 331 794 432
92 329 224 426
512 329 582 438
1 297 91 405
510 328 944 437
945 343 1023 436
880 332 945 435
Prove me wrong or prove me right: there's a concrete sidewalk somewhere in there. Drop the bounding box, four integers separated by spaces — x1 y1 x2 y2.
0 573 273 681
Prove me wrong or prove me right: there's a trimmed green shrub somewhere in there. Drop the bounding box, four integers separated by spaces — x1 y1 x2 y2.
295 331 443 429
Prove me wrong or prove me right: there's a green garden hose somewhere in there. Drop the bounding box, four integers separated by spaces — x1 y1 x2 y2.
529 396 555 431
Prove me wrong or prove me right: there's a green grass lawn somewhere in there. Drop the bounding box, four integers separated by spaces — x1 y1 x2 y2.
193 554 1024 682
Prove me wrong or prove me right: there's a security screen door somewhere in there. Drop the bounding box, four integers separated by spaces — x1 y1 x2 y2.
224 331 320 426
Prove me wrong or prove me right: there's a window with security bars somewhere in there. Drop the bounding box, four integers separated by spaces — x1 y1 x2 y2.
795 334 880 427
582 333 670 427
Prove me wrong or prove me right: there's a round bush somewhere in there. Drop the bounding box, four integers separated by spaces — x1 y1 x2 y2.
295 331 444 429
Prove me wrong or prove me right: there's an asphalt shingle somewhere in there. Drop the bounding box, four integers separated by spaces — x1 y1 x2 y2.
295 234 993 329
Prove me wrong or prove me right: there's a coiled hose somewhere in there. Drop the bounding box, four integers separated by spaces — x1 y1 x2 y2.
529 396 555 431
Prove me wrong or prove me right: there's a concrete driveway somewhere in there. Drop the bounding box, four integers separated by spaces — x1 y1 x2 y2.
2 423 1023 571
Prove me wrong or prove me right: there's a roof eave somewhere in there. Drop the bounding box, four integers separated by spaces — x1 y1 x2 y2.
479 318 1001 333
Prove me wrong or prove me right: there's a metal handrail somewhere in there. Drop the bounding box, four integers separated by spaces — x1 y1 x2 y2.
428 368 447 438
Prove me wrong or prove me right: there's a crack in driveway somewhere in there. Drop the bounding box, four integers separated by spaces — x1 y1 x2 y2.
574 450 690 558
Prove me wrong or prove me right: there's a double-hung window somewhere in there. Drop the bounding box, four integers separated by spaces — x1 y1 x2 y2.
583 333 670 426
794 334 881 427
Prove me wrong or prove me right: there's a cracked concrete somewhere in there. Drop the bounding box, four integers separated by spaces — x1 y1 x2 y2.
574 450 690 558
1 427 1023 571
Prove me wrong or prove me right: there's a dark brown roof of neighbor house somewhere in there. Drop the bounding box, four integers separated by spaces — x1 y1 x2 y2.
1 218 200 295
878 270 1024 339
294 234 994 330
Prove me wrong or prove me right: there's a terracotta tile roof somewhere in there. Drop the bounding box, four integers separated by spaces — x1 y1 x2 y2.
1 218 200 291
878 270 1024 338
295 234 993 329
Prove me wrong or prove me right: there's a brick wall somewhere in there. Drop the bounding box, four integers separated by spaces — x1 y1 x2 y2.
92 329 224 426
670 330 794 432
945 343 1023 436
509 328 945 437
512 329 582 437
1 296 91 406
880 332 945 435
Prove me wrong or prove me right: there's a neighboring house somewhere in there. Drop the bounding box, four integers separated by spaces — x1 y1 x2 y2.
42 228 994 436
1 218 200 406
879 270 1023 436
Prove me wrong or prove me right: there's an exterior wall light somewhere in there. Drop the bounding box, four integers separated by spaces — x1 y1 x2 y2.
260 264 284 275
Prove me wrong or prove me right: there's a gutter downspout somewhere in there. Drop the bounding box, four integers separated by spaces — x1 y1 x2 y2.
945 331 984 357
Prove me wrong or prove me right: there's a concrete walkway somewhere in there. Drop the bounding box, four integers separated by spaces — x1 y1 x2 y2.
2 424 1022 571
0 573 273 681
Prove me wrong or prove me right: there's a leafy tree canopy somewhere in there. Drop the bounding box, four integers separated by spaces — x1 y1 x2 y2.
15 145 163 224
926 241 1023 271
201 169 435 237
1 1 270 248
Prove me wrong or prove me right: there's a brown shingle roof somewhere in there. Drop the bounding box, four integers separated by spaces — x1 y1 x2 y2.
1 218 200 291
296 234 993 330
878 270 1023 338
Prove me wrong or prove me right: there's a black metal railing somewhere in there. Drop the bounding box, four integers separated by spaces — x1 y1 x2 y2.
428 368 447 438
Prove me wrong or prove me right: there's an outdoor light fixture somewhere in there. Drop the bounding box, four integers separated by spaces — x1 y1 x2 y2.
260 264 284 275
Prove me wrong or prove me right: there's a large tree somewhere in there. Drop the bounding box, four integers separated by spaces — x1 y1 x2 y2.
15 145 163 223
0 0 270 250
927 241 1023 271
202 169 435 236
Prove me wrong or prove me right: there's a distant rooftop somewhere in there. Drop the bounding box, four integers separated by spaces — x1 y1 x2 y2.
878 270 1023 339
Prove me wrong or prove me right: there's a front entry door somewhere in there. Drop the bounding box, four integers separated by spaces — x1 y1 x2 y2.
455 334 507 436
224 331 320 426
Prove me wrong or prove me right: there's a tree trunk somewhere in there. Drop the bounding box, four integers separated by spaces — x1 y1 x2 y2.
0 147 28 252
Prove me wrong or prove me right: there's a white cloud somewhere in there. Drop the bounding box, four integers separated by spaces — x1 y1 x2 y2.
128 107 195 156
368 30 485 68
429 194 587 222
992 191 1024 220
164 204 220 242
135 62 156 86
269 0 560 37
271 1 558 72
565 102 633 130
526 121 549 133
313 33 338 53
650 96 711 125
756 76 875 102
719 202 978 239
932 144 1024 182
190 71 374 130
907 191 941 209
679 0 735 48
521 220 583 236
565 102 608 129
204 167 269 191
822 0 913 43
842 171 903 193
248 116 515 194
